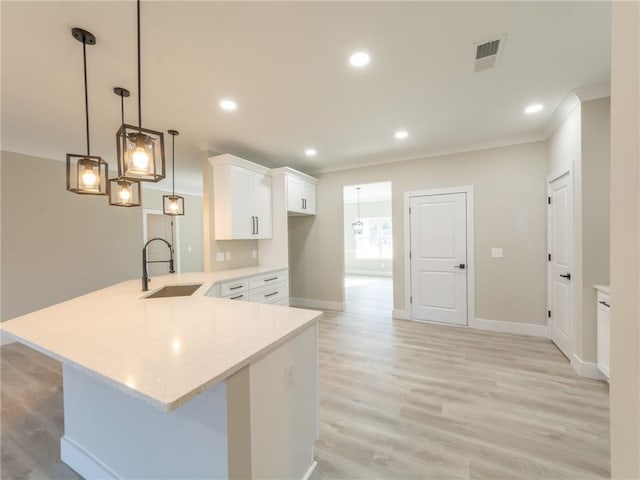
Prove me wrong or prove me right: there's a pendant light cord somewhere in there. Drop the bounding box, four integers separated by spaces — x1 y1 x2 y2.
83 38 90 156
172 134 175 195
137 0 142 128
120 93 125 125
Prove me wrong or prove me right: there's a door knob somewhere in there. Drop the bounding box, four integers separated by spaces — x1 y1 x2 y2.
453 263 466 269
560 273 571 280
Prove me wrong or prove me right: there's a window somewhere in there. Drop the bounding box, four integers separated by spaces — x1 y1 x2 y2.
355 217 392 259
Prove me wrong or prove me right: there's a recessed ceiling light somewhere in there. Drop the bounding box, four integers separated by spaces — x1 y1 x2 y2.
305 148 317 157
525 104 543 114
395 130 409 139
219 99 237 111
349 51 370 67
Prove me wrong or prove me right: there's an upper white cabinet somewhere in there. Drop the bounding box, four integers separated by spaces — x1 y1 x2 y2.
272 168 317 216
210 155 272 240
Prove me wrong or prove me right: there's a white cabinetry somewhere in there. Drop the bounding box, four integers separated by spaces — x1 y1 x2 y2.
287 175 316 215
211 269 289 306
210 155 272 240
596 288 610 380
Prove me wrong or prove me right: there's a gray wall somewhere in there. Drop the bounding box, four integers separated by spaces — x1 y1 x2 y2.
343 201 392 276
1 150 141 321
290 141 548 326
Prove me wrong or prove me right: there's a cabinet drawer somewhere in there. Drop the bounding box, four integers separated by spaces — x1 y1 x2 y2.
249 270 288 289
223 291 248 301
249 281 289 303
220 278 249 297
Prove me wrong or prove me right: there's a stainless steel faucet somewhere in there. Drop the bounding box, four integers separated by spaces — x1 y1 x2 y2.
142 238 175 291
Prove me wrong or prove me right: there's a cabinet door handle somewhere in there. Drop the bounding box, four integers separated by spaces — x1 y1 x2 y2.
599 300 610 308
256 216 259 234
302 198 304 210
251 216 255 235
264 291 279 298
264 277 279 282
229 285 244 290
230 294 244 300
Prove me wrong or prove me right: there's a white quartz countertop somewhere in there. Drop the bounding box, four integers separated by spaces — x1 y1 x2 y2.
594 284 611 295
0 267 321 412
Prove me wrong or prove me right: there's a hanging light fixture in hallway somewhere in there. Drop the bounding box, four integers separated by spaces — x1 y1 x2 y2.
109 87 142 207
352 187 364 235
66 27 108 195
163 130 185 216
116 0 165 182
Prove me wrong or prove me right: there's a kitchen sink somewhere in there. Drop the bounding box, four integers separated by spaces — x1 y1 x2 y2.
144 283 203 299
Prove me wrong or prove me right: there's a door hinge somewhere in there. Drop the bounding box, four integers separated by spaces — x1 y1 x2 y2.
548 253 551 261
548 310 551 318
410 296 413 304
409 207 411 215
547 196 551 205
409 251 412 260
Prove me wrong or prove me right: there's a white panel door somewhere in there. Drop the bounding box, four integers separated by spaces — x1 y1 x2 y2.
410 193 468 325
548 173 573 359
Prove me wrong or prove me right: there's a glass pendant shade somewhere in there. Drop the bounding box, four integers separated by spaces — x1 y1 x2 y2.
66 154 108 195
163 194 184 216
109 178 141 207
352 219 364 235
116 124 165 182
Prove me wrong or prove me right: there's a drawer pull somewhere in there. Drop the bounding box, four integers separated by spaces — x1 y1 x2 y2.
599 300 610 308
264 277 279 282
229 285 244 290
230 294 244 300
264 291 279 298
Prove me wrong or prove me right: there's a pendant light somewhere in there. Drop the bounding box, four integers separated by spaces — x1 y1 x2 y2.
116 0 165 182
163 130 185 216
109 87 142 207
352 187 364 235
66 28 108 195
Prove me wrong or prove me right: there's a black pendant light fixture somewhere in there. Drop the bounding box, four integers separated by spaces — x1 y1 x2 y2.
109 87 142 207
66 28 108 195
163 130 185 216
352 187 364 235
116 0 165 182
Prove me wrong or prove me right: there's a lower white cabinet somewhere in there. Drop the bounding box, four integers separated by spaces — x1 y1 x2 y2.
596 290 610 380
211 269 289 306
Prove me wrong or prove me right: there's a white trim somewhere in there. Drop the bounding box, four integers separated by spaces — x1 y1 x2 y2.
392 309 410 320
404 186 475 326
141 183 202 197
290 297 344 312
61 436 122 480
573 83 610 102
571 354 607 380
543 92 581 139
301 461 318 480
470 318 548 337
1 332 16 345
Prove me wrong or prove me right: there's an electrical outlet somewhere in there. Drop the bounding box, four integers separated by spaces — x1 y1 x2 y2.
491 248 504 258
216 252 224 262
225 251 231 261
283 362 294 391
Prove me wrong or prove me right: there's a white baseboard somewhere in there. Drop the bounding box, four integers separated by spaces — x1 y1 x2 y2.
571 354 607 380
392 309 410 320
61 436 121 479
470 318 548 337
1 332 17 345
290 298 344 312
301 461 318 480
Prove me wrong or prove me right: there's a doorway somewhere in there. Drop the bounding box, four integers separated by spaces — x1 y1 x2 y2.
343 182 393 316
405 187 475 325
547 171 574 359
143 209 180 276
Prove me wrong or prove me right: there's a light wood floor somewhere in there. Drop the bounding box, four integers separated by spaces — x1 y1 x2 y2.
1 277 609 479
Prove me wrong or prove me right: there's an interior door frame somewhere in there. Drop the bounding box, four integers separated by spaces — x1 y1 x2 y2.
404 186 475 324
546 169 574 352
143 208 181 273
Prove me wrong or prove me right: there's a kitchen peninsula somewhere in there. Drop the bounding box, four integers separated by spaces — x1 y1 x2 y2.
0 267 321 480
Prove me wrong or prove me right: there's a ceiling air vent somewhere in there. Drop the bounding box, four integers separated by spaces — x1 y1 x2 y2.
473 35 506 72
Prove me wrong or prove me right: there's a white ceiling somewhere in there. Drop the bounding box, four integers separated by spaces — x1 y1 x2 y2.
1 1 611 196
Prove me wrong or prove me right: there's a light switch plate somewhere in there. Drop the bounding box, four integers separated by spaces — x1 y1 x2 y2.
216 252 224 262
491 248 504 258
225 251 231 261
